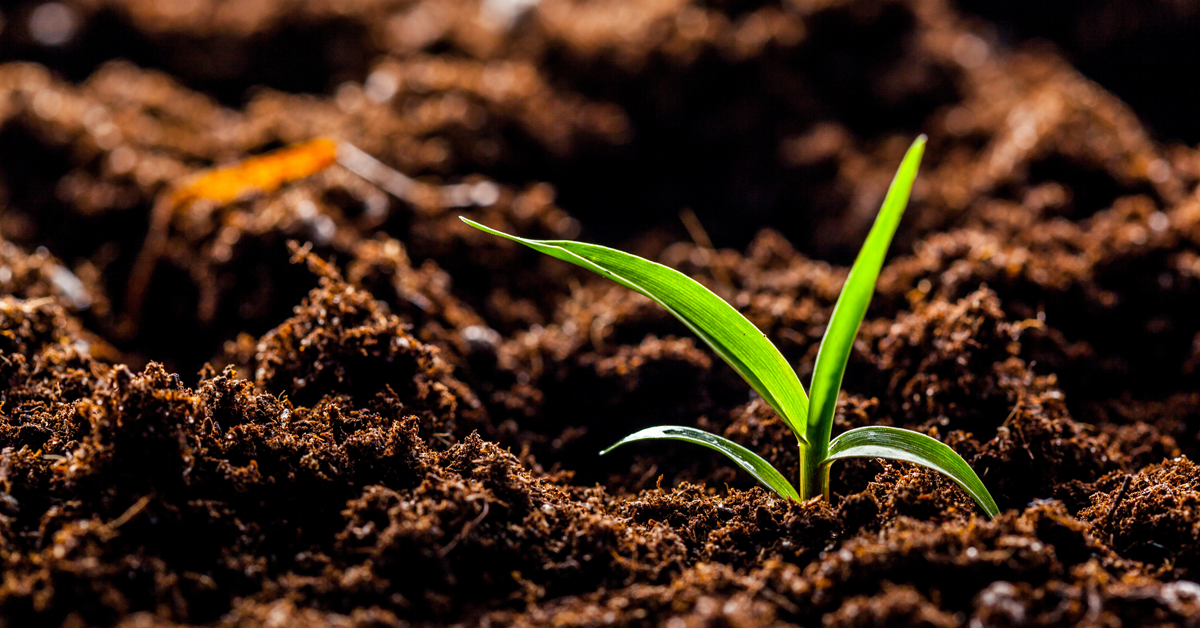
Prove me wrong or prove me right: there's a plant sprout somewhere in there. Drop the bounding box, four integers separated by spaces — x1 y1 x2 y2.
462 136 998 518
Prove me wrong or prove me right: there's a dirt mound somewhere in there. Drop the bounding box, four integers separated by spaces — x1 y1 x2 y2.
1081 458 1200 578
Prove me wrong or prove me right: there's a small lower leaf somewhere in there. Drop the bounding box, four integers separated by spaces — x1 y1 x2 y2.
602 426 800 502
824 426 999 519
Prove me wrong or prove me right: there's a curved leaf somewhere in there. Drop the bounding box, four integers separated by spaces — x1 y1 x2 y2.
808 137 925 448
602 425 800 502
461 217 810 443
824 425 998 519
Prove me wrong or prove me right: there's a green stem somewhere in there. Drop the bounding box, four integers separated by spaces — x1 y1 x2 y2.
798 441 828 501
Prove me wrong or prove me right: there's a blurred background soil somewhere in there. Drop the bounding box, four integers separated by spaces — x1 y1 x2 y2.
4 0 1200 626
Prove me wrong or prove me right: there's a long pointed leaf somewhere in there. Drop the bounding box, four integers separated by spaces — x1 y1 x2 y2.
602 425 800 501
824 425 998 518
461 217 810 443
808 137 925 448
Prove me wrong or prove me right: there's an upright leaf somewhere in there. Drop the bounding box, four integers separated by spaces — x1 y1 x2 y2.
807 137 925 447
824 425 998 518
602 425 800 501
461 217 811 443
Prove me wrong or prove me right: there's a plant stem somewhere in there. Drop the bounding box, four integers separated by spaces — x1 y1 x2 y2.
797 441 828 501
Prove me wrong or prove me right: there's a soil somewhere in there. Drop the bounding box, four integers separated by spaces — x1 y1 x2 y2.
2 0 1200 626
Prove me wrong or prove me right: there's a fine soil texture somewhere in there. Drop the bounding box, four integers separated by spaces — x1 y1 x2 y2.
4 0 1200 626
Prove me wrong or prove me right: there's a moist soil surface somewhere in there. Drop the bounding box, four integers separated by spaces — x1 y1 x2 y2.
4 0 1200 626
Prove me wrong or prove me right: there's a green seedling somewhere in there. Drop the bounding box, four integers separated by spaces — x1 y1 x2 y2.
462 136 998 518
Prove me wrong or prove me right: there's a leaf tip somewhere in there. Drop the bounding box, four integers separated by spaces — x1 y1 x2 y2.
909 135 927 159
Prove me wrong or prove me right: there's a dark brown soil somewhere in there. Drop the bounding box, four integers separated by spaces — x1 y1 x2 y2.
3 0 1200 625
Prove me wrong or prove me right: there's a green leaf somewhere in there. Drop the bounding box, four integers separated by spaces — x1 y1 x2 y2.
807 137 925 448
602 425 801 502
824 425 999 519
461 217 811 443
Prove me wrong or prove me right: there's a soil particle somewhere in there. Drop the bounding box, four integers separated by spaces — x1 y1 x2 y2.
857 287 1026 437
245 244 485 440
0 237 106 316
838 463 980 533
1088 393 1197 462
318 433 689 618
972 395 1115 512
343 234 487 358
824 584 959 628
617 484 840 569
1081 457 1200 578
793 502 1122 620
475 502 1151 627
475 560 794 628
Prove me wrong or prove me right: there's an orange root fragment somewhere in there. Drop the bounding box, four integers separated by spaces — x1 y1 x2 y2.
123 138 340 335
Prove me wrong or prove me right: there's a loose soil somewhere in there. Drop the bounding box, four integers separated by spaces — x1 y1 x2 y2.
3 0 1200 626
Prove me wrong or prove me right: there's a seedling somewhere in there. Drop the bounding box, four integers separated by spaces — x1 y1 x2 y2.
462 136 998 518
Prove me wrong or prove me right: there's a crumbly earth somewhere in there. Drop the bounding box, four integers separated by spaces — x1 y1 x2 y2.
2 0 1200 626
